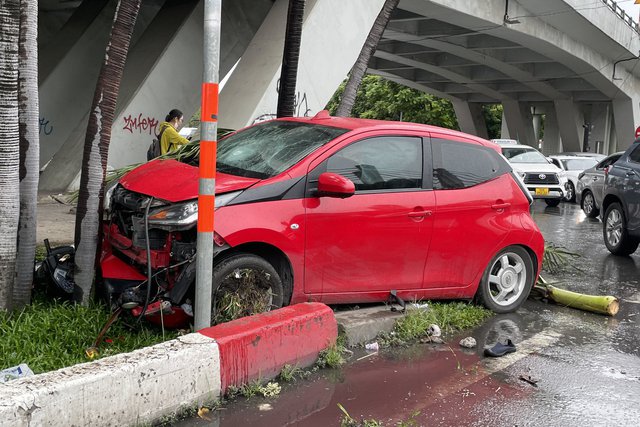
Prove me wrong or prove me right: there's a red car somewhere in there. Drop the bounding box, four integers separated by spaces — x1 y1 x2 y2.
100 112 544 327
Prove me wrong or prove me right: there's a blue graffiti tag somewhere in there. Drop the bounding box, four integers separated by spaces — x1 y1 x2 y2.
39 117 53 135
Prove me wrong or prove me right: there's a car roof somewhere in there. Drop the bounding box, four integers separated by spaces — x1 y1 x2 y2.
500 144 536 149
278 112 497 149
549 155 597 160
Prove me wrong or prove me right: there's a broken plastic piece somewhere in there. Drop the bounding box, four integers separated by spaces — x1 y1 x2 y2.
484 339 517 357
365 342 379 352
0 364 34 383
459 337 477 348
427 324 441 337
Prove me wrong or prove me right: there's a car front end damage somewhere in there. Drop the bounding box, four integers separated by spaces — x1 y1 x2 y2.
100 185 231 327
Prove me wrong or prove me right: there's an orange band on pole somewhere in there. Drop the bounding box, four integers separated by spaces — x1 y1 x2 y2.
198 194 215 232
201 83 219 122
199 140 217 179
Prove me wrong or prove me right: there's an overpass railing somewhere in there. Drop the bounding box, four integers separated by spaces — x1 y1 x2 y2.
601 0 640 34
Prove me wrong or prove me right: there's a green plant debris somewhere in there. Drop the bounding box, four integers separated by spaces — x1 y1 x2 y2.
279 364 307 382
316 344 346 368
380 302 492 346
226 379 281 399
338 403 383 427
541 242 581 274
0 297 177 374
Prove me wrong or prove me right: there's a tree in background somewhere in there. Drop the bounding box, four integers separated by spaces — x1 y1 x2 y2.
277 0 305 118
482 104 503 140
0 0 21 311
335 0 399 117
15 0 40 309
74 0 142 304
327 75 459 129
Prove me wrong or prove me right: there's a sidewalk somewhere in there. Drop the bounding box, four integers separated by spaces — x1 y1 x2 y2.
37 195 75 245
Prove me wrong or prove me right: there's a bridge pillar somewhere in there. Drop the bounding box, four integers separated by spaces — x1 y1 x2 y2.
451 100 487 139
612 97 640 151
542 105 562 155
587 103 612 154
502 100 536 147
553 99 583 153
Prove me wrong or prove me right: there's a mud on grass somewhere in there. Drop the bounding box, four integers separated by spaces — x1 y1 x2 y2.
0 296 177 374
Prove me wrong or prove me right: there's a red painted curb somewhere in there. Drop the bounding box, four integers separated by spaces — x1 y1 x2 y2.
199 303 337 392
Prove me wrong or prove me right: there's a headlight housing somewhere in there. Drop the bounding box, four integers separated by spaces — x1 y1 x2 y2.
147 191 241 227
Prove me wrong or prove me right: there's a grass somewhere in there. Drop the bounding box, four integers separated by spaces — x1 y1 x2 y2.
380 302 492 346
0 296 177 374
226 380 282 398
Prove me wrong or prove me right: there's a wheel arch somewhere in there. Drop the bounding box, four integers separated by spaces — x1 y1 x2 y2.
602 194 623 215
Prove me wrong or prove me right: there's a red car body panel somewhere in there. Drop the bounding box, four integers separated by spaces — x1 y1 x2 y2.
101 115 544 321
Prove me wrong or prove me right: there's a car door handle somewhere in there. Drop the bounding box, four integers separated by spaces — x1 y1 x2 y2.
626 170 637 177
408 210 432 218
592 176 599 181
491 202 511 210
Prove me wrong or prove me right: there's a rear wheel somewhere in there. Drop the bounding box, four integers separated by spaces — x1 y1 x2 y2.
603 203 639 256
476 246 534 314
212 253 284 324
545 199 561 207
581 190 599 218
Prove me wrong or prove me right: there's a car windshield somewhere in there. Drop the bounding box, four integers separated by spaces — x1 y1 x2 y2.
501 147 548 164
193 121 348 179
561 158 598 170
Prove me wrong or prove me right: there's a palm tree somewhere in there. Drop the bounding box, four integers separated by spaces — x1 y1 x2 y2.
335 0 399 117
277 0 305 118
14 0 40 309
0 0 21 311
74 0 142 304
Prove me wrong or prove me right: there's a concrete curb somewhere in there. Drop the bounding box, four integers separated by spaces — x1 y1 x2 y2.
0 302 336 427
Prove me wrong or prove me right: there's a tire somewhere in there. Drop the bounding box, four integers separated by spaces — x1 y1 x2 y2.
212 253 284 324
566 182 576 203
603 203 639 256
581 190 599 218
545 199 561 207
475 246 535 314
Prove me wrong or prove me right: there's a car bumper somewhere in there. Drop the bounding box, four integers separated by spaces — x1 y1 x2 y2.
526 186 566 199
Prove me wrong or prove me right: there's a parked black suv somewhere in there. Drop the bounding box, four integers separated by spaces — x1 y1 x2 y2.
602 140 640 255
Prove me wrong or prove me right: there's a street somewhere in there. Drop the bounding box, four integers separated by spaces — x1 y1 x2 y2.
178 201 640 426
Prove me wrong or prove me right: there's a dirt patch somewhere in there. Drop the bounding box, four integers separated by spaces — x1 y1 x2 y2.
37 195 75 245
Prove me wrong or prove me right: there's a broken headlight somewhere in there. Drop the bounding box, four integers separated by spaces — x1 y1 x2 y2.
147 191 241 227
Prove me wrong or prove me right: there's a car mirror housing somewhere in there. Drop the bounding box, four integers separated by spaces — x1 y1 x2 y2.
317 172 355 198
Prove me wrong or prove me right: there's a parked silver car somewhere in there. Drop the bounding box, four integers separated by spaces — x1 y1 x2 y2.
576 152 623 217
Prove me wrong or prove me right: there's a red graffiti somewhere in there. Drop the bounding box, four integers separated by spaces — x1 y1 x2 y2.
122 113 159 135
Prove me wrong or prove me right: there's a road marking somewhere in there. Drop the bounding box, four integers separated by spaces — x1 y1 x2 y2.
482 328 562 373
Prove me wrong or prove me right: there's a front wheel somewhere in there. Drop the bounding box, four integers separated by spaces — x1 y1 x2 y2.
545 199 561 207
581 190 599 218
565 182 576 203
212 253 284 324
475 246 535 314
603 203 639 256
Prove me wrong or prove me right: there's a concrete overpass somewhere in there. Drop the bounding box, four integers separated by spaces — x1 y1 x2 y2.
36 0 640 192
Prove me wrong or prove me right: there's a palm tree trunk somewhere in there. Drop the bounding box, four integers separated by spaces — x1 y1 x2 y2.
0 0 21 311
15 0 40 309
335 0 399 117
74 0 142 304
276 0 305 118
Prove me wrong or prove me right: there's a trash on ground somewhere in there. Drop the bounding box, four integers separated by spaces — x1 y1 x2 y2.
459 337 477 348
519 374 539 387
409 302 429 311
427 324 441 337
197 407 212 421
365 342 379 352
535 277 619 316
484 339 517 357
0 364 34 383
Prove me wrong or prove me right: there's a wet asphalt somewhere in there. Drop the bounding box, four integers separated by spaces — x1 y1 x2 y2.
178 201 640 427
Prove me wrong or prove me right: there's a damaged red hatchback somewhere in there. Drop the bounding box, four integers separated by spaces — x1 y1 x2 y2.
101 112 544 327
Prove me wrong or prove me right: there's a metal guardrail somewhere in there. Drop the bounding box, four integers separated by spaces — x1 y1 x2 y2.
601 0 640 34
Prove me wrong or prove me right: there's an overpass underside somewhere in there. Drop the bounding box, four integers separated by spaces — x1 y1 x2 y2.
369 0 640 154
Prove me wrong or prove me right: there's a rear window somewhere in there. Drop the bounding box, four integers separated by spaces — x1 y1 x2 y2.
561 158 598 170
432 138 511 190
188 121 348 179
629 144 640 163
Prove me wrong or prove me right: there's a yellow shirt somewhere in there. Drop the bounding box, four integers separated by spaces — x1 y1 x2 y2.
159 122 190 155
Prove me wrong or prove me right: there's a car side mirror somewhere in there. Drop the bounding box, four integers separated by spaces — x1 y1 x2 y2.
317 172 355 198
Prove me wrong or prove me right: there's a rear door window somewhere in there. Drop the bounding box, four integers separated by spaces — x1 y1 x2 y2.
326 136 423 191
628 144 640 163
432 138 511 190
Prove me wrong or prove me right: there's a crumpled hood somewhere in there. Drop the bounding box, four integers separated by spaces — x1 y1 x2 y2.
119 159 260 202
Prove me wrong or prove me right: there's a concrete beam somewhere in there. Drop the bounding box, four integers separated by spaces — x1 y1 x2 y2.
368 68 456 101
452 100 488 139
588 103 612 154
553 99 583 152
502 100 536 147
542 104 562 155
612 96 640 151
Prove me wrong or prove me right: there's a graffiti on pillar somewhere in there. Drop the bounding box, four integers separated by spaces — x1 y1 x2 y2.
122 113 160 135
253 80 312 124
39 117 53 135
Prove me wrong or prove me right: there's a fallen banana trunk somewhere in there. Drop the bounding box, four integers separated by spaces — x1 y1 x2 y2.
535 277 619 316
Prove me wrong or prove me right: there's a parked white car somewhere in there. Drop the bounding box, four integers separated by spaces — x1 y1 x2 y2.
548 155 598 203
499 144 568 207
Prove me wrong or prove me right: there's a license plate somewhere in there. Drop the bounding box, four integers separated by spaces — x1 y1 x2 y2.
535 188 549 196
